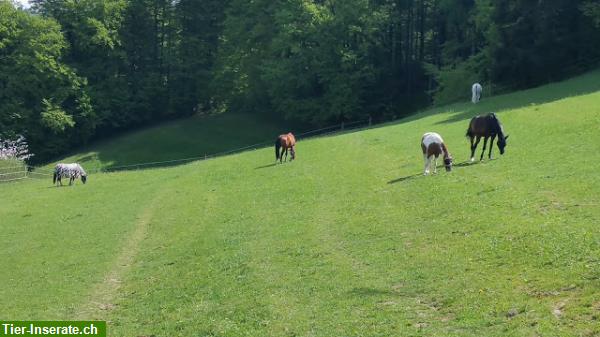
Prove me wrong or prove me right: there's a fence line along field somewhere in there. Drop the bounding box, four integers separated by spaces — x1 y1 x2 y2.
1 69 600 336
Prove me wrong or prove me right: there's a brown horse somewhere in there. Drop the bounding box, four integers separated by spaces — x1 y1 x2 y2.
275 133 296 163
466 113 509 161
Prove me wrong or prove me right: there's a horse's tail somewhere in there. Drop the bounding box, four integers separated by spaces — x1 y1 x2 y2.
275 138 281 160
53 171 57 184
465 116 476 138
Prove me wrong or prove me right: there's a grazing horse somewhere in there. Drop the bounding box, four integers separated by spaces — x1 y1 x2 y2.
53 163 87 186
275 133 296 163
472 83 482 103
421 132 453 175
466 113 509 162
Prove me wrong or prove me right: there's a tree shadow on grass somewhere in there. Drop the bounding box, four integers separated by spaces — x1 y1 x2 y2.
43 113 299 173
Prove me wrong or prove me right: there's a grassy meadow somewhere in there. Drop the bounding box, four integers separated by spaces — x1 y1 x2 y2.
1 70 600 336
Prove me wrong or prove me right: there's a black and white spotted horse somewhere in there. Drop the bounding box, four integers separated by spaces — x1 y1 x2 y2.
53 163 87 186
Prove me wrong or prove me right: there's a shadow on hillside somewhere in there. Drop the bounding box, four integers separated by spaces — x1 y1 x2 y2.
434 69 600 125
43 113 301 173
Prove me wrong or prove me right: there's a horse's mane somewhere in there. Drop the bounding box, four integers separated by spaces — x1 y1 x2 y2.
487 113 506 139
441 142 451 158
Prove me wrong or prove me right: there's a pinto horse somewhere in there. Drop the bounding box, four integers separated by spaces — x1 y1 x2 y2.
275 133 296 163
421 132 453 175
466 113 509 162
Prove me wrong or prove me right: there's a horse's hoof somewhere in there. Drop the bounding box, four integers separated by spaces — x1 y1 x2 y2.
470 158 475 162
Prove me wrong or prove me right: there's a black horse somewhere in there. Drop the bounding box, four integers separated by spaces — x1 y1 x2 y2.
466 113 509 161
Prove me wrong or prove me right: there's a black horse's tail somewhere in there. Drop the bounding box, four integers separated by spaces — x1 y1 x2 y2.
466 124 473 138
465 116 476 138
275 138 281 161
53 172 57 184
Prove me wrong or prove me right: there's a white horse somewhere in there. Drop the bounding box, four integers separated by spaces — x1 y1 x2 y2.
472 83 482 103
421 132 453 175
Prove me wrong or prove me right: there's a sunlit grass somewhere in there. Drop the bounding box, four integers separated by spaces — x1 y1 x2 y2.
1 70 599 336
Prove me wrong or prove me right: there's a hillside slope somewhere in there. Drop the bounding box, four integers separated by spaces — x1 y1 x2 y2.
43 113 294 172
1 70 600 337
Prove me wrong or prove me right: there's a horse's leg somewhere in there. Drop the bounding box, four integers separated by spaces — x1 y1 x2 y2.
480 136 489 161
424 156 431 175
470 136 480 162
284 148 288 162
469 137 474 161
69 176 73 186
488 135 496 159
434 155 439 174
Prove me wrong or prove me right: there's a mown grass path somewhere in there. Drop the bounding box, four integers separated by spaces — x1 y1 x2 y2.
75 195 162 320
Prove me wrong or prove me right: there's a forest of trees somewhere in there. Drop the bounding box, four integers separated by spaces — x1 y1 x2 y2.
1 0 600 162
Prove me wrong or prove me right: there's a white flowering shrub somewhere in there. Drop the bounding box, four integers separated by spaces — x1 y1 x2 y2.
0 135 34 161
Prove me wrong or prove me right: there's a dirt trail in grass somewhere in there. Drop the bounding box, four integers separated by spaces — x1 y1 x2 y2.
75 197 159 320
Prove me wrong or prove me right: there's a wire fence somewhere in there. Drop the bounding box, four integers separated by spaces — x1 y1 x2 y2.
5 56 600 183
1 118 372 182
89 118 370 173
0 160 27 183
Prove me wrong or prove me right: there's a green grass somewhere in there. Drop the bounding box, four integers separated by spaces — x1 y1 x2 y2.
42 112 294 172
2 70 600 336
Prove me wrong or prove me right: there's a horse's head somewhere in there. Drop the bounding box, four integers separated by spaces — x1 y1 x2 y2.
443 156 453 172
497 135 509 154
290 146 296 160
81 175 87 184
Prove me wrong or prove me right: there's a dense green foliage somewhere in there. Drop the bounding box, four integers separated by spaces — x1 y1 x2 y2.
1 0 600 162
2 70 600 336
0 1 93 160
